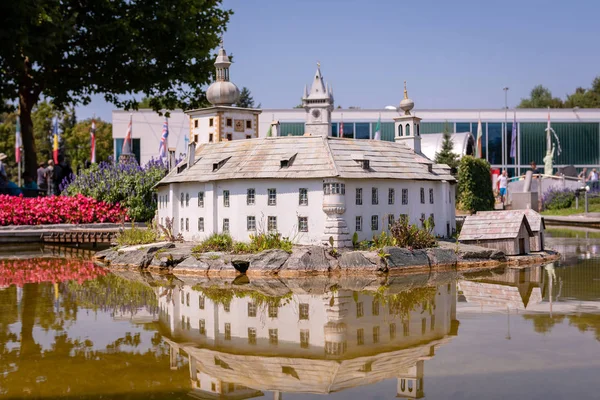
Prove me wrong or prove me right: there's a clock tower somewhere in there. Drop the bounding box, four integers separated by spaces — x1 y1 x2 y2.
302 63 334 137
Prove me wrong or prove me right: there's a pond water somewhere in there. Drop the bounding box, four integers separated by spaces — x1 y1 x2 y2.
1 234 599 399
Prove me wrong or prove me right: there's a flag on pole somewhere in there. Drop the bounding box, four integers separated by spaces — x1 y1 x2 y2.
158 117 168 158
15 116 22 163
374 115 381 140
475 118 483 158
90 118 97 163
52 116 59 164
339 114 344 137
510 111 517 159
122 114 133 154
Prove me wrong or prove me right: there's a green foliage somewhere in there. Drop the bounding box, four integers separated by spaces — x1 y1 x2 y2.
157 217 183 242
368 286 438 319
517 85 564 108
544 188 576 210
434 122 459 172
233 242 251 254
390 215 437 250
457 156 495 212
248 232 293 253
191 285 292 309
352 232 359 249
1 0 232 175
235 87 260 108
372 231 397 249
115 223 158 246
192 233 234 253
519 77 600 109
64 118 113 171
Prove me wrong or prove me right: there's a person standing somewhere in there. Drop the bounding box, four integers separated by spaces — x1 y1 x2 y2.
498 169 508 205
46 160 55 195
578 167 588 182
37 162 48 191
589 168 599 190
0 153 8 187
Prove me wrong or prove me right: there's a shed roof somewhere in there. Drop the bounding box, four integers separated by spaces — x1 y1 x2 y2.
477 209 544 232
157 136 455 186
459 212 533 241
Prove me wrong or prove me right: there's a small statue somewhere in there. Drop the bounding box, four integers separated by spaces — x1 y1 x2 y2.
543 144 555 176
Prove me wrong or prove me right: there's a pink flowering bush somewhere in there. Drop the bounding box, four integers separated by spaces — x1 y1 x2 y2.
0 194 127 226
0 258 107 287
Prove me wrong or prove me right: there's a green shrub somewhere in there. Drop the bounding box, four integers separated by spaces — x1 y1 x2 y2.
372 231 396 249
390 215 437 249
233 241 251 254
192 233 234 253
248 232 293 253
457 156 495 212
115 223 158 246
543 187 575 210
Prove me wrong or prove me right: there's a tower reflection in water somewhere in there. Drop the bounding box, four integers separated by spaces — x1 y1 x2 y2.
158 280 459 399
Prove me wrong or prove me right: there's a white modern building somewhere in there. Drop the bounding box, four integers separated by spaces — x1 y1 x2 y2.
159 282 458 398
155 43 456 246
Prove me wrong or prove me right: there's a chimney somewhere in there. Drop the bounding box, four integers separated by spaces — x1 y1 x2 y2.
168 148 176 171
187 142 196 169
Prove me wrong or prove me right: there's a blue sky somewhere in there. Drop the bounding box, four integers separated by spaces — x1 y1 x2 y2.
76 0 600 121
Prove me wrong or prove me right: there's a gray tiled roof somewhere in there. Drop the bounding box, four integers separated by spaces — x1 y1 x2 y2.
157 136 455 186
476 209 544 232
459 212 533 241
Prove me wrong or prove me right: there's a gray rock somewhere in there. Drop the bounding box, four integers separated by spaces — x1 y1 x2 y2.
438 241 498 260
174 256 210 273
338 251 379 271
281 246 331 274
109 242 176 269
384 246 430 269
490 250 506 260
427 248 458 266
248 249 290 274
150 249 192 268
94 248 115 260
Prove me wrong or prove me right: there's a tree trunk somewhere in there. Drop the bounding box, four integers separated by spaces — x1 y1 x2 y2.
20 283 40 357
19 93 38 178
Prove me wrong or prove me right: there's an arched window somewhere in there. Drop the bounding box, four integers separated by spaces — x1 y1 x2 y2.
400 379 406 391
405 124 411 136
408 380 413 392
398 124 403 137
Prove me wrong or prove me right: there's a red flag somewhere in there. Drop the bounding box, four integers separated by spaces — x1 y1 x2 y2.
90 119 96 163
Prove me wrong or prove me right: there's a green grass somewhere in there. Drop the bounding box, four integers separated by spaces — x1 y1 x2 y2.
546 228 600 239
541 202 600 216
115 224 158 246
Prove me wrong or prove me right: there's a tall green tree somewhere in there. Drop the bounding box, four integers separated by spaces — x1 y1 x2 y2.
564 77 600 108
517 85 564 108
434 122 459 172
235 87 260 108
64 118 113 172
457 156 495 213
0 0 232 177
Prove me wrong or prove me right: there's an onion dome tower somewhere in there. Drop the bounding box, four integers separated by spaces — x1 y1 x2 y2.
394 81 422 154
206 41 240 106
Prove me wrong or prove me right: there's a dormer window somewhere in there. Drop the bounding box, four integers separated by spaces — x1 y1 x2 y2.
352 154 370 170
177 163 187 173
213 157 231 172
360 160 370 170
280 153 297 168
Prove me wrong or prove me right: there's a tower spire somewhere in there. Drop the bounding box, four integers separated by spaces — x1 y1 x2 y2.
403 80 408 100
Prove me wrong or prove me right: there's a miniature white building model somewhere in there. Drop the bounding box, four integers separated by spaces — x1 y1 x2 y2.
394 81 422 154
155 47 457 247
186 41 261 144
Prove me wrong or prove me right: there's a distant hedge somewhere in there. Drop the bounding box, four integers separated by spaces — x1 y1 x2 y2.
457 156 495 213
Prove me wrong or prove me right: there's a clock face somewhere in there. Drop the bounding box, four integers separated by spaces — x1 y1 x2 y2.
311 109 321 119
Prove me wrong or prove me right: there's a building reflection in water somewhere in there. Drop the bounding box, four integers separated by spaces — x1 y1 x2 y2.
157 281 459 399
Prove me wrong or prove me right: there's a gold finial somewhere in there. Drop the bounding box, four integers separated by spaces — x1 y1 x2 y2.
403 80 408 100
317 61 321 69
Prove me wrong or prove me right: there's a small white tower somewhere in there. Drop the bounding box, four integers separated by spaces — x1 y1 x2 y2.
303 62 334 137
394 81 422 154
397 360 425 399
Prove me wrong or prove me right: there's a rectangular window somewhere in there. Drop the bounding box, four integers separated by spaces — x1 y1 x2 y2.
198 192 204 207
390 323 397 340
180 218 184 232
403 321 410 336
388 188 395 205
186 193 189 206
422 318 427 335
248 302 257 317
248 328 256 345
198 217 204 232
420 187 425 204
429 188 434 204
324 183 345 195
247 216 256 231
372 300 380 316
209 118 213 127
209 133 213 142
268 188 277 205
194 119 199 128
247 188 255 205
194 134 198 143
269 329 278 345
371 215 379 231
186 293 190 306
388 214 395 228
224 323 231 340
226 118 232 127
223 302 230 312
268 304 278 318
372 188 378 205
357 328 364 346
268 216 277 232
373 326 380 344
431 314 436 331
299 303 309 320
300 330 310 349
180 193 184 207
226 133 232 141
421 213 426 226
223 190 230 207
402 188 408 205
199 296 205 309
246 120 252 129
355 216 362 231
222 218 229 233
199 319 206 335
356 302 364 318
356 188 363 205
299 188 308 205
298 216 308 232
185 218 189 232
246 135 251 139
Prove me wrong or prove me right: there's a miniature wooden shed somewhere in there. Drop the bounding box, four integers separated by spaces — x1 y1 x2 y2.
477 210 545 252
459 212 534 255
